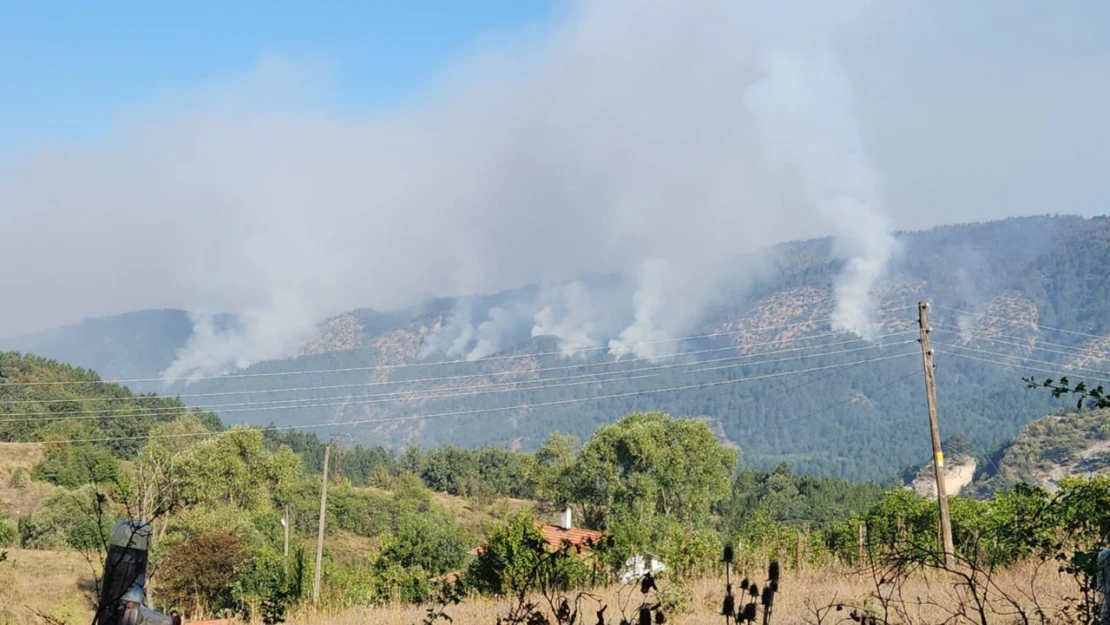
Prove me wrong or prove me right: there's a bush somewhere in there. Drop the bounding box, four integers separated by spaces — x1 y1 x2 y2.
466 513 544 596
9 467 26 489
653 519 719 581
318 558 376 609
656 580 693 614
157 531 251 616
377 513 472 576
466 513 588 597
232 546 305 622
19 485 112 551
371 562 431 604
0 517 17 547
32 444 120 488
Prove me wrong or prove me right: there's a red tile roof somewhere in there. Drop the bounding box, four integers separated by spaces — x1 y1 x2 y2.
462 523 605 563
537 523 604 552
432 570 464 584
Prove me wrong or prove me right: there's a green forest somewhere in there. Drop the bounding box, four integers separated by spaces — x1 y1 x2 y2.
2 352 1110 623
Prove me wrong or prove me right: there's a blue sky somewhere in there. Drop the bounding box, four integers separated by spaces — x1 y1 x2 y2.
0 0 554 156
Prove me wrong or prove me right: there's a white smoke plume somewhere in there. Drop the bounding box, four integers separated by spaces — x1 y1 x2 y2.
608 258 723 360
421 296 537 362
419 300 479 360
531 281 618 357
2 1 1103 377
744 49 897 339
163 292 319 383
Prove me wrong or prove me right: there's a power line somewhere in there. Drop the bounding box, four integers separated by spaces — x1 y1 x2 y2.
931 323 1102 354
1 350 919 446
2 305 918 387
932 326 1106 360
0 372 658 424
933 349 1110 386
0 335 913 416
1 330 914 405
933 331 1110 367
687 339 914 374
0 341 918 424
931 305 1108 341
931 342 1110 380
684 340 922 439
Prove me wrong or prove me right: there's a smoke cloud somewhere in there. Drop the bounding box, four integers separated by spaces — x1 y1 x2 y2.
744 48 897 339
1 1 1106 379
532 280 631 358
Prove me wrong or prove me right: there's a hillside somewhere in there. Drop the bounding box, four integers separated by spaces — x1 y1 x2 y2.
0 352 223 457
970 408 1110 494
5 215 1110 481
0 310 198 393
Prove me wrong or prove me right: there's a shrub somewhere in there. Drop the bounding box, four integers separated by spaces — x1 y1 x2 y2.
657 580 693 614
232 546 305 622
317 558 376 609
466 513 546 596
465 513 588 597
0 517 17 547
157 531 251 616
371 562 431 604
32 444 120 488
19 485 112 551
9 467 26 489
377 513 472 576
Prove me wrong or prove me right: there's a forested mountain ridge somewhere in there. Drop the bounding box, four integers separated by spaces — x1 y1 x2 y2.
0 352 223 457
4 214 1110 482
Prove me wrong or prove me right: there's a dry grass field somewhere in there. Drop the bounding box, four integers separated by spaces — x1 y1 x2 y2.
287 563 1080 625
0 551 1083 625
0 442 53 518
0 548 98 625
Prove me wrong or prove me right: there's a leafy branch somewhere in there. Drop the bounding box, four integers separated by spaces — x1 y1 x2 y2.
1023 376 1110 411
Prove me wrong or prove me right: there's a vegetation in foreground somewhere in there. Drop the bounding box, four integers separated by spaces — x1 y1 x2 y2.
1 353 1110 624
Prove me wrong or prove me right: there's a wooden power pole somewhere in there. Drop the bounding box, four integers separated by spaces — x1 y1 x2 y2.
918 301 955 568
283 505 290 561
313 445 330 606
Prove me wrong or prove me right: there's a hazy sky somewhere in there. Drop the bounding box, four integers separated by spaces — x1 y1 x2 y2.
0 1 553 157
1 1 1108 366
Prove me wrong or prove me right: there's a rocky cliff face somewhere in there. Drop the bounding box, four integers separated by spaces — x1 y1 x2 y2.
910 456 978 499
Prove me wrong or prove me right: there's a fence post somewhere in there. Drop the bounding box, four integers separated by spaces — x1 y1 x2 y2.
1097 549 1110 625
857 522 867 573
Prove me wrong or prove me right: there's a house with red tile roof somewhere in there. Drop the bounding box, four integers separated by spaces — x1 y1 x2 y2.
435 508 604 584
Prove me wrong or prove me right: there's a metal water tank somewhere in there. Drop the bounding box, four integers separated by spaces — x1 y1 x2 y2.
95 520 172 625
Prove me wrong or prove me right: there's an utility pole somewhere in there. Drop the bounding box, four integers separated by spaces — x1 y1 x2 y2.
283 505 290 561
918 301 955 568
313 445 330 606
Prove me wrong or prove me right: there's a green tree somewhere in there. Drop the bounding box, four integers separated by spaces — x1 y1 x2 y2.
32 443 120 488
19 485 112 551
530 432 578 504
0 514 17 547
177 426 301 512
133 415 211 522
466 513 551 596
566 412 738 528
377 513 471 576
720 463 884 533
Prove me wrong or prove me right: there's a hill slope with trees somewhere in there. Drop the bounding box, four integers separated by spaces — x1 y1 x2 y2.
5 215 1110 481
